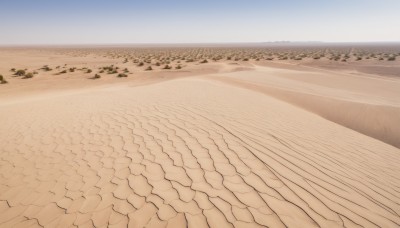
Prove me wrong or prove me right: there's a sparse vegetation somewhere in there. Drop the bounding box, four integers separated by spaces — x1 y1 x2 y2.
117 73 128 77
23 72 34 79
163 65 172 70
200 59 208 64
41 65 52 71
0 74 7 84
388 56 396 61
145 66 153 71
15 69 26 76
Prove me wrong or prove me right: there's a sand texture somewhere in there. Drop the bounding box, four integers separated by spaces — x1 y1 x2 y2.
1 47 400 227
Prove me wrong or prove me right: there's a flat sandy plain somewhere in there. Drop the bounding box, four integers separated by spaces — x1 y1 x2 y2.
0 44 400 227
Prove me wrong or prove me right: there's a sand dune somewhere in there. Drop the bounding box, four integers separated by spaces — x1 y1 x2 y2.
208 65 400 148
1 74 400 227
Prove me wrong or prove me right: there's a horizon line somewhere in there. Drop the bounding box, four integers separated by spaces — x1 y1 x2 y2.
1 41 400 48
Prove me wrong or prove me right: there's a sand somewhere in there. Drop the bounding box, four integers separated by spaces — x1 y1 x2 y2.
1 47 400 227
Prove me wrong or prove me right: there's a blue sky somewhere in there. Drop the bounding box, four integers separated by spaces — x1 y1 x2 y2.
0 0 399 44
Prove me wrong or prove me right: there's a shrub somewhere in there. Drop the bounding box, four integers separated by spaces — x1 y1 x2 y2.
0 75 3 81
69 68 76 72
242 58 249 61
94 74 101 79
60 70 67 74
163 65 172 70
137 62 144 67
117 73 128 77
123 68 129 73
86 69 92 73
200 59 208 64
23 72 34 79
145 66 153 71
388 56 396 61
41 65 52 71
15 69 26 76
175 65 182 69
356 57 362 61
10 68 16 72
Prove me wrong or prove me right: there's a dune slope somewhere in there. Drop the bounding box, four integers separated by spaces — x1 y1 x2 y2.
1 77 400 227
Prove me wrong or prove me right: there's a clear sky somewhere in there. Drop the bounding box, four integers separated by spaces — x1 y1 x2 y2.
0 0 399 44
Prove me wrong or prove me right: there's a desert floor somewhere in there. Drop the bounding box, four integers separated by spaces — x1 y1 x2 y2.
1 47 400 227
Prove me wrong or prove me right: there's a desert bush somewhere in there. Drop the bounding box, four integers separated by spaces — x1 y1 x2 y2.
117 73 128 77
69 68 76 72
0 75 3 81
41 65 52 71
388 56 396 61
175 65 182 69
23 72 34 79
138 62 144 67
242 58 249 61
163 65 172 70
10 68 16 72
356 57 362 61
123 68 129 73
200 59 208 63
145 66 153 71
94 74 101 79
86 69 92 73
15 69 26 76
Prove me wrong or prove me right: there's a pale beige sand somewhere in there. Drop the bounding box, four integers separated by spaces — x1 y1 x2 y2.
1 48 400 227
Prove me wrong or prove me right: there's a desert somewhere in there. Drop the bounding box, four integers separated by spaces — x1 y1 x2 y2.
1 44 400 227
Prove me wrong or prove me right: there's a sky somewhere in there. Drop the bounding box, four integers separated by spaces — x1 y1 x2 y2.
0 0 399 45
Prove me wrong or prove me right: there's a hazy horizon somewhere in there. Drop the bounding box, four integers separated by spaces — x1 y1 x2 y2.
1 0 400 45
